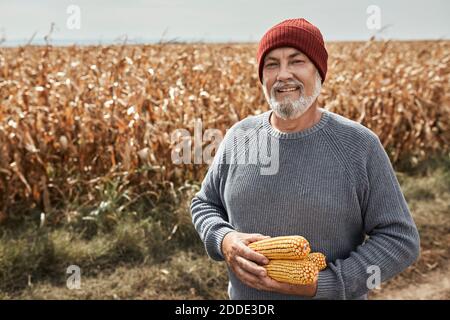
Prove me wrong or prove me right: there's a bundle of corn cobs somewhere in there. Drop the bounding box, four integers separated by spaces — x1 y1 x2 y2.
248 235 327 285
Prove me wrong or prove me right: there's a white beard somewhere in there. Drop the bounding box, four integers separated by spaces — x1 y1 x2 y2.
263 70 322 120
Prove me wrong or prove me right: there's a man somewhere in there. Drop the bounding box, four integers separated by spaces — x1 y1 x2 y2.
190 18 420 299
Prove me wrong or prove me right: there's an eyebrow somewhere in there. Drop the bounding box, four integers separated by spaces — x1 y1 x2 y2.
265 51 304 62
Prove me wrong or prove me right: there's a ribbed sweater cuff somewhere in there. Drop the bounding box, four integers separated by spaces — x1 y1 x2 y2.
314 269 341 299
207 227 236 261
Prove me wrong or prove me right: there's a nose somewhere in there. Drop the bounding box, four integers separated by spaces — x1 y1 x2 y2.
276 63 293 82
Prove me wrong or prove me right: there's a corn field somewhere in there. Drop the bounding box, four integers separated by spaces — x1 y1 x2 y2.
0 40 449 221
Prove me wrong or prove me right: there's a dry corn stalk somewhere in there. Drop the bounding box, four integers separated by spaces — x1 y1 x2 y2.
248 235 311 259
0 41 449 221
264 259 319 285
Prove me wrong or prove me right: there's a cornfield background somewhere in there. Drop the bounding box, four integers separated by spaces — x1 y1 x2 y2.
0 40 449 299
0 40 449 221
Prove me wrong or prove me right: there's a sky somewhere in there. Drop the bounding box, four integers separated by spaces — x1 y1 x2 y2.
0 0 449 45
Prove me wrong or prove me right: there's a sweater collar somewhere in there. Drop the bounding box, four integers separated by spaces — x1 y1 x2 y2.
262 107 331 139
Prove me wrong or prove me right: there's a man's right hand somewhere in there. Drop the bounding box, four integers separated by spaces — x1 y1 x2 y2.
221 231 271 291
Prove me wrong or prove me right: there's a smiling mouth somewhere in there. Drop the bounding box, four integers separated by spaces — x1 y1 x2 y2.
276 87 300 93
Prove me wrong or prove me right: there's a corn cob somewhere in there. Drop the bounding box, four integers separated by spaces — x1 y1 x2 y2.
248 236 310 260
264 259 319 285
306 252 327 271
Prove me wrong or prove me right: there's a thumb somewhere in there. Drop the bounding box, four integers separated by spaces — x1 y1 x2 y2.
246 233 271 244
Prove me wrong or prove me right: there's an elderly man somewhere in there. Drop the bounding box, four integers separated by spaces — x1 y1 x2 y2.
190 18 420 299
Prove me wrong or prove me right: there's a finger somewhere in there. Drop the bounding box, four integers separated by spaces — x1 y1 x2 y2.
244 234 271 244
235 256 267 277
233 264 265 291
259 274 282 290
238 244 269 265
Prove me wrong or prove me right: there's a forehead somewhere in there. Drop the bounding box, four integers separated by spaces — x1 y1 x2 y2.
264 47 305 60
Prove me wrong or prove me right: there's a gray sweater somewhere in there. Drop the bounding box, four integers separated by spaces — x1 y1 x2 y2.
190 108 420 300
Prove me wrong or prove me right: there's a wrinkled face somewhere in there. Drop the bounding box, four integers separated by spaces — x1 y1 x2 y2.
262 47 322 120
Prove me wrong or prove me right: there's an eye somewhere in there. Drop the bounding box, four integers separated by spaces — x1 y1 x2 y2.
292 60 305 64
264 62 278 68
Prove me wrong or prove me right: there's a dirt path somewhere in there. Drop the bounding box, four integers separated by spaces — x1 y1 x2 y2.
373 261 450 300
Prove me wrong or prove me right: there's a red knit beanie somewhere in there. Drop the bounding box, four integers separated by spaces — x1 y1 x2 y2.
257 18 328 84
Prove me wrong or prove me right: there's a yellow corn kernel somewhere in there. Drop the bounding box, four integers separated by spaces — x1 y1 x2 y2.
264 259 318 285
248 235 311 260
307 252 327 271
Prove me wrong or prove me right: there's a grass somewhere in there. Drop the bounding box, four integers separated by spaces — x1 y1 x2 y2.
0 156 449 299
0 251 228 300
